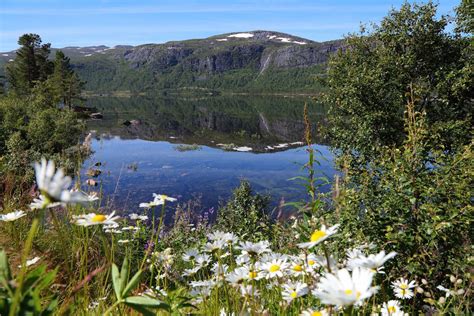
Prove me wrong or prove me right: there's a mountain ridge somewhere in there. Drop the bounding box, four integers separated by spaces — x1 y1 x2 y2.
0 31 344 93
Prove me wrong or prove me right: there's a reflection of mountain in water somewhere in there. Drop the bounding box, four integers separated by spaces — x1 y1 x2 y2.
86 96 328 152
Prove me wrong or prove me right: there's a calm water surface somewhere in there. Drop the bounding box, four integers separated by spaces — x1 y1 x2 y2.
80 96 335 215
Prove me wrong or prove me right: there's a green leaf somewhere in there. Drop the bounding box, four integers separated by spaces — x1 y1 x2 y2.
124 296 168 308
111 263 122 300
119 257 130 295
0 250 11 284
122 270 142 297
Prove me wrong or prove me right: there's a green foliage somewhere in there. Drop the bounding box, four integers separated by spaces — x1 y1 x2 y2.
0 250 58 316
47 50 84 108
5 34 53 95
215 181 273 241
108 257 169 315
0 94 84 179
332 94 473 288
324 2 472 162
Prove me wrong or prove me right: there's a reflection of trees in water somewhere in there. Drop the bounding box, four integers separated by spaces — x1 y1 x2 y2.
87 95 328 151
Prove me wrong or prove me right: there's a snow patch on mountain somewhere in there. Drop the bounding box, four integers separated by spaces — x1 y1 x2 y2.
228 33 254 38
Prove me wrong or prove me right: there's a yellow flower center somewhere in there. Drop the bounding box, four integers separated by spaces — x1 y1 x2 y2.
308 260 316 266
92 214 107 222
161 194 168 199
290 291 298 298
311 312 322 316
388 306 397 313
293 264 303 272
248 271 258 279
400 284 408 289
310 230 327 242
269 264 280 273
344 289 361 298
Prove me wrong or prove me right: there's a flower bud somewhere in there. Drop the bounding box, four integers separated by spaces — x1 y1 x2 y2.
450 275 456 283
438 297 446 304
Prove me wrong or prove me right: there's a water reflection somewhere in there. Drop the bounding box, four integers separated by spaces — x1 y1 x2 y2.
81 96 334 214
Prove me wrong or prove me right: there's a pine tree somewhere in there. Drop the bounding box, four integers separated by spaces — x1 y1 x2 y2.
5 34 53 95
49 50 84 108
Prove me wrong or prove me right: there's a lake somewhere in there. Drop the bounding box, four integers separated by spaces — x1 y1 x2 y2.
80 95 335 216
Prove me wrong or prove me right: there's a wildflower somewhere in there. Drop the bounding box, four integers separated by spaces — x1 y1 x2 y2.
301 308 329 316
235 253 251 265
437 285 456 297
153 193 177 202
195 253 211 268
237 240 271 257
72 211 120 227
152 248 174 268
139 199 164 208
18 256 41 268
204 239 227 253
240 284 260 297
289 260 306 276
33 159 91 207
226 267 247 285
313 267 378 306
381 300 404 315
182 248 199 262
183 266 201 276
261 258 289 279
129 213 139 220
391 278 416 299
121 226 140 231
298 224 340 249
347 250 397 273
0 210 26 222
282 281 309 302
29 195 62 210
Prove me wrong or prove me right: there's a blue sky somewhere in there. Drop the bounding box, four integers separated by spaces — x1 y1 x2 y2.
0 0 460 51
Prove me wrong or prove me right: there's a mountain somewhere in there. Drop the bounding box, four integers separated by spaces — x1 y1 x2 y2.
0 31 344 93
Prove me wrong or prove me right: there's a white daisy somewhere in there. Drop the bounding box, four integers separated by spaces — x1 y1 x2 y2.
226 267 247 285
195 253 211 268
153 193 177 202
182 248 199 262
0 210 26 222
313 267 378 306
282 281 309 302
29 195 62 210
72 211 120 227
33 159 91 206
437 285 456 297
381 300 404 315
301 308 329 316
298 224 340 249
204 239 227 253
348 250 396 273
391 278 416 299
139 200 164 208
237 240 271 257
261 258 289 279
240 284 260 297
289 260 305 276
